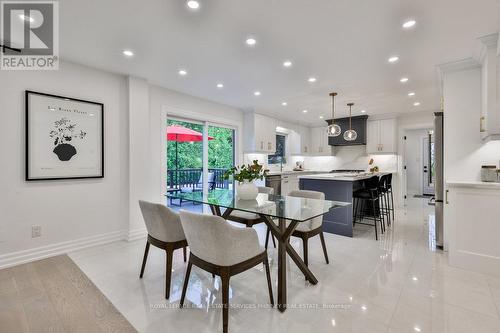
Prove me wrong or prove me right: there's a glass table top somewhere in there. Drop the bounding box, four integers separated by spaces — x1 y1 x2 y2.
166 189 351 222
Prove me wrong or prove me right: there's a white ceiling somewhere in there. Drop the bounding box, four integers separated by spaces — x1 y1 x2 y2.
59 0 500 125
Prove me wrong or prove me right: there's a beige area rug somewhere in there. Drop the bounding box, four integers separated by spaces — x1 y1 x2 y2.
0 255 137 333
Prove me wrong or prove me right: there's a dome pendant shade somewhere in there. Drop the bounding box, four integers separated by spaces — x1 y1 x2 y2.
327 123 342 136
344 129 357 141
328 92 341 137
344 102 357 141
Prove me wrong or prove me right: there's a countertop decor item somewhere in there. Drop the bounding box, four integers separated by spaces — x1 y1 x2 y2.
327 92 341 137
481 165 497 182
343 103 358 141
223 160 269 200
25 90 104 181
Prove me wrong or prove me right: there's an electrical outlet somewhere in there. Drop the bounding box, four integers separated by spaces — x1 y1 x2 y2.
32 225 42 238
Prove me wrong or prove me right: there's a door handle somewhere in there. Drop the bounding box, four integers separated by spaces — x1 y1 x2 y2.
445 189 449 204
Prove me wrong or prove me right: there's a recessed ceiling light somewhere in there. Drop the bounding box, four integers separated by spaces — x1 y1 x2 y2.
400 77 409 83
319 115 324 119
19 14 34 23
186 1 200 9
413 326 421 332
281 102 287 106
361 305 367 311
122 50 134 57
178 69 187 76
408 92 415 96
283 60 292 67
388 56 399 63
403 20 416 29
246 38 257 46
302 109 308 113
412 276 419 281
308 77 317 83
361 110 366 113
254 91 261 96
216 83 224 88
414 102 421 106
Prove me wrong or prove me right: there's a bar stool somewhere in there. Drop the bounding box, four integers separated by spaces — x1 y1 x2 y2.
378 174 392 227
386 174 395 220
353 176 384 240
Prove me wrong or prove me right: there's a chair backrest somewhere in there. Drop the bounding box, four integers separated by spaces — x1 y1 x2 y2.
179 210 261 266
379 174 388 190
386 173 393 187
363 176 380 190
258 186 274 194
288 190 325 231
138 200 186 243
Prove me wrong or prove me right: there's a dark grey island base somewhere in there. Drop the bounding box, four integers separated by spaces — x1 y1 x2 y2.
299 173 389 237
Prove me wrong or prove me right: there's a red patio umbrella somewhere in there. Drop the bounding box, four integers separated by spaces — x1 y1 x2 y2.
166 125 213 186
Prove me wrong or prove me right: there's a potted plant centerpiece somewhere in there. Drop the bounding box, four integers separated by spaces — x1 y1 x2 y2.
223 160 269 200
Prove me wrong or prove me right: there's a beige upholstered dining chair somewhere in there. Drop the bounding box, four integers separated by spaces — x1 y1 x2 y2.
179 210 274 333
138 200 188 299
265 189 329 266
226 186 276 247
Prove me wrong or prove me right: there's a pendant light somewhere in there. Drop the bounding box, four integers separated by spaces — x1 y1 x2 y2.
343 102 357 141
327 92 341 137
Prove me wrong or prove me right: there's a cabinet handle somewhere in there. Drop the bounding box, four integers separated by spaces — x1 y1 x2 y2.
445 189 449 204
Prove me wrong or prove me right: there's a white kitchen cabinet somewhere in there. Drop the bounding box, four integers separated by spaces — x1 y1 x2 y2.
477 33 500 141
281 174 300 195
244 112 276 153
310 126 332 156
366 118 397 153
289 126 310 156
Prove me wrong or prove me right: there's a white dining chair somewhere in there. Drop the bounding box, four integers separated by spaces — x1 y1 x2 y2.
138 200 188 299
179 210 274 333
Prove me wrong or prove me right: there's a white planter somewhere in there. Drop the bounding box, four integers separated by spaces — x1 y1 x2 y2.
236 180 258 200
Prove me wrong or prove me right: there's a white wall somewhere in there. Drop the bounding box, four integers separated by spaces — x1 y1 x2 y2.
404 128 432 195
443 66 500 181
0 61 129 266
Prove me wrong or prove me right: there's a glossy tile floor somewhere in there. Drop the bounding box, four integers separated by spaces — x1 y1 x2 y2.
69 198 500 333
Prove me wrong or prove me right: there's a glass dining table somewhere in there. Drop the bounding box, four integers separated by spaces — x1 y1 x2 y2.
166 188 351 312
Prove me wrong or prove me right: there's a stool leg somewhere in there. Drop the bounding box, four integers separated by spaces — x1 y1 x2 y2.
372 200 378 241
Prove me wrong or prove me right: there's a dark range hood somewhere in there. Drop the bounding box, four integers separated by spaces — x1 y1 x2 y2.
325 115 368 146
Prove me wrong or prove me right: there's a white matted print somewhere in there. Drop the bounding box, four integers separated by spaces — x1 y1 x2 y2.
26 91 104 180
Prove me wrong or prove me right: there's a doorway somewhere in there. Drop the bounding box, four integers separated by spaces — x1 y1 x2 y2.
404 128 434 198
165 117 235 212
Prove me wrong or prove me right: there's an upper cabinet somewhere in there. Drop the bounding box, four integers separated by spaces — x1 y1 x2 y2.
243 112 276 153
477 33 500 141
310 126 332 156
290 125 310 155
366 118 397 153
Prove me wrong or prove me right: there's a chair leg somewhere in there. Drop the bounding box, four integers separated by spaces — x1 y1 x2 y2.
263 255 274 307
302 237 309 267
385 193 391 226
180 260 192 307
319 232 329 264
372 200 378 240
165 248 173 299
265 227 270 249
271 232 276 248
183 246 187 263
220 269 230 333
139 241 150 278
390 189 395 220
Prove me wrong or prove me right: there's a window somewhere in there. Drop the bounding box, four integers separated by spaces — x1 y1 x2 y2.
268 134 286 164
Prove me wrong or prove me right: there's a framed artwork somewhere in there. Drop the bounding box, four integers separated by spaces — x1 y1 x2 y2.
25 90 104 181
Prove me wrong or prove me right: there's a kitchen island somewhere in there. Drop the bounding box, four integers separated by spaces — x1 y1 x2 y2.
298 172 390 237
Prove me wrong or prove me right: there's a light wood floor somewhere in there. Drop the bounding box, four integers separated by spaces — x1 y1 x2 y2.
0 255 137 333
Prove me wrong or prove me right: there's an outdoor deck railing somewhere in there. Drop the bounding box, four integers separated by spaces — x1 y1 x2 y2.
167 168 230 190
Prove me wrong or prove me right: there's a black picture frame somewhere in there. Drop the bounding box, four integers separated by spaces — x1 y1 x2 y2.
25 90 104 181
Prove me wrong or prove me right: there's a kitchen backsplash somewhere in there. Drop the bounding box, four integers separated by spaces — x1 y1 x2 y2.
244 145 398 173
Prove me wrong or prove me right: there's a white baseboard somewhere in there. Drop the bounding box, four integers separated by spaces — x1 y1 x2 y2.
126 227 147 242
0 230 124 269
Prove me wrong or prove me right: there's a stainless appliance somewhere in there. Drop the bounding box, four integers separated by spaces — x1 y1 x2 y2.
265 175 282 195
434 112 444 248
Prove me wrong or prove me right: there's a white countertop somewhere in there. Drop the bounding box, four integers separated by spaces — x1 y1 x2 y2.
298 172 392 181
266 170 328 176
446 180 500 189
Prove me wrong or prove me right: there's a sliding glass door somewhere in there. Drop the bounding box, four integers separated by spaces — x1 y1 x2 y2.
165 117 235 211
